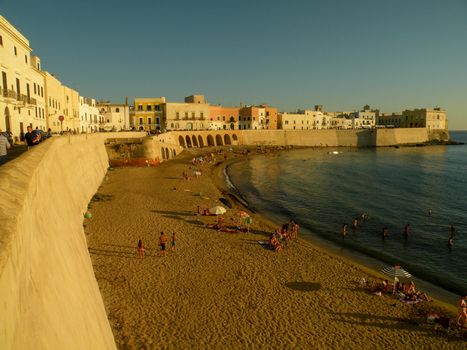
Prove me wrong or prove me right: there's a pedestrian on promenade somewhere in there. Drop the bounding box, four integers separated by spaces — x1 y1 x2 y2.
0 129 11 165
24 126 40 147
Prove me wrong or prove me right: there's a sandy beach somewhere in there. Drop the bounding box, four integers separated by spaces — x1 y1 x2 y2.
85 147 465 349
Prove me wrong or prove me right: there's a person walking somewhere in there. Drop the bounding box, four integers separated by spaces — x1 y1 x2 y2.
24 126 40 147
0 129 11 165
159 232 168 257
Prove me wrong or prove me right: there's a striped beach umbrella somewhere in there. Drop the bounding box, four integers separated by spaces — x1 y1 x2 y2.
381 264 412 294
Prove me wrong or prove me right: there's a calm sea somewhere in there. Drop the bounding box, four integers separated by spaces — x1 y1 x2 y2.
227 131 467 303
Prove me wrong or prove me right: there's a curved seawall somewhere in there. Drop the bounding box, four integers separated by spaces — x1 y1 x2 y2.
0 132 143 350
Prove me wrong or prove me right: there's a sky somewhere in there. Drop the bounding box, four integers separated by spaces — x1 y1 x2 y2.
1 0 466 129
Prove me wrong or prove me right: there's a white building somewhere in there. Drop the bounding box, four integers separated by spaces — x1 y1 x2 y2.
97 102 130 131
79 97 101 133
278 109 329 130
350 106 376 129
0 15 46 142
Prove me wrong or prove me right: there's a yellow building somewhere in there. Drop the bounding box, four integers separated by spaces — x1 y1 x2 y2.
0 15 46 142
401 108 447 130
133 97 166 131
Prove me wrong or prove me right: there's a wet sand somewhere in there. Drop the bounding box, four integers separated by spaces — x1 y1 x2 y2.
85 147 465 349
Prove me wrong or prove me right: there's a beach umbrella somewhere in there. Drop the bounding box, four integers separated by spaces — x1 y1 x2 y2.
209 206 227 215
381 264 412 294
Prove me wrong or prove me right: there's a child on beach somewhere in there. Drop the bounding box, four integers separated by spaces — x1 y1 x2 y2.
159 232 169 257
341 224 347 239
171 233 176 251
138 239 145 258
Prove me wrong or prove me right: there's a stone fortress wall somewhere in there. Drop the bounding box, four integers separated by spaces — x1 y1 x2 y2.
0 127 449 349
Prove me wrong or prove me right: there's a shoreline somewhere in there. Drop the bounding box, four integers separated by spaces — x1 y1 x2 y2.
211 149 459 311
86 145 465 348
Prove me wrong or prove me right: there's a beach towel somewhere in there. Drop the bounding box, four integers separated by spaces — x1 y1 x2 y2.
258 241 273 250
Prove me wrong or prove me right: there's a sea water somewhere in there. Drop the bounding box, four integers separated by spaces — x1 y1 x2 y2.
227 131 467 303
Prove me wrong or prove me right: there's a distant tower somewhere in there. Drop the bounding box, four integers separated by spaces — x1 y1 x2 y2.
315 105 323 112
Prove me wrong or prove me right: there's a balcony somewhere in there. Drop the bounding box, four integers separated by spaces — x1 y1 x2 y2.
1 89 17 101
28 97 37 106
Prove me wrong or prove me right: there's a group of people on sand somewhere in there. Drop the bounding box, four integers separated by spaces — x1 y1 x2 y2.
372 279 429 302
269 220 299 252
137 232 176 258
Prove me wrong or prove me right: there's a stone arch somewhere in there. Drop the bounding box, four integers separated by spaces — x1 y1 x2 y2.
232 134 238 141
165 148 170 159
179 135 186 147
161 147 166 160
207 135 215 146
198 135 204 147
224 134 231 145
172 149 177 158
192 135 198 147
185 135 192 148
215 134 223 146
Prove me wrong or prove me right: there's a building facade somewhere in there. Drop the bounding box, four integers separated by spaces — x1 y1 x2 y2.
163 95 210 131
278 109 330 130
400 108 447 130
79 97 101 133
98 101 130 131
133 97 166 131
208 105 239 130
0 15 46 141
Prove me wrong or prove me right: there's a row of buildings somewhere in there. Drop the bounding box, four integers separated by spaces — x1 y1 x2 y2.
130 97 448 133
0 15 131 143
1 15 448 144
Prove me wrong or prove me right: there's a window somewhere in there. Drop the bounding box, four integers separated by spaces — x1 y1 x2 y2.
0 35 3 46
192 112 195 118
138 105 143 111
185 112 188 118
41 87 44 97
176 112 179 118
156 117 159 124
107 119 110 123
25 55 28 63
148 117 152 124
116 108 119 112
146 105 152 111
139 118 143 124
222 116 225 121
201 112 204 118
14 46 17 56
285 120 289 125
34 83 37 94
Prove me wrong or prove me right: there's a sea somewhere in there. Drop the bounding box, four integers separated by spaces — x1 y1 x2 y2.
226 131 467 305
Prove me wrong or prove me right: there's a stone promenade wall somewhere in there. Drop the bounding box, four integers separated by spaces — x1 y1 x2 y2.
0 132 144 350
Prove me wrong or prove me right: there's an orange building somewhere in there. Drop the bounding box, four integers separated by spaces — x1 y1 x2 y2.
209 105 239 130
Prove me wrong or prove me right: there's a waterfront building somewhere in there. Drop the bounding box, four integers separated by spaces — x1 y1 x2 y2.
79 97 101 132
329 115 353 129
208 105 239 130
377 112 402 128
350 106 376 129
133 97 166 131
239 106 273 130
264 106 278 130
0 15 46 142
97 101 130 131
64 86 80 133
162 95 209 131
278 107 329 130
400 108 447 130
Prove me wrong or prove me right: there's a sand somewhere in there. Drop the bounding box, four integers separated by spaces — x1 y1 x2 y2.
85 147 465 349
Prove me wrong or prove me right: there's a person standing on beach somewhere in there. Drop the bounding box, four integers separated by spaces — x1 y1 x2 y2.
138 239 145 258
171 233 176 251
159 232 169 257
448 237 454 250
351 218 358 230
456 295 467 326
428 208 432 216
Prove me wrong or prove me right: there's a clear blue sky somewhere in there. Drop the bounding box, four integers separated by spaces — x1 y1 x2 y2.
2 0 466 129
